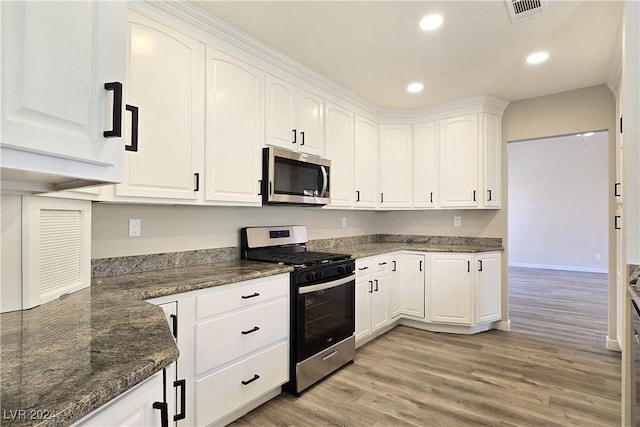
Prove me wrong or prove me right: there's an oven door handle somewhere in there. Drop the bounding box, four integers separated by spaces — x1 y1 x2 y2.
298 274 355 294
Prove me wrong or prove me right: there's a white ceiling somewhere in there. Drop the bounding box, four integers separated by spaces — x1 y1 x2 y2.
191 1 623 110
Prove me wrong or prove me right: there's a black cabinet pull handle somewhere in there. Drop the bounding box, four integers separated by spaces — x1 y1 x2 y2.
292 129 297 144
194 173 200 192
615 183 621 197
104 82 123 138
615 215 621 230
478 260 483 272
356 190 360 202
241 326 260 335
378 262 387 266
419 260 423 271
241 292 260 299
173 379 186 421
368 280 373 293
300 131 305 145
392 260 396 271
467 260 470 272
242 374 260 386
358 266 368 271
153 401 169 427
269 181 273 195
473 190 476 202
381 193 384 203
258 180 262 196
374 279 379 292
487 189 492 201
620 115 623 134
124 104 139 151
170 314 178 339
430 192 433 203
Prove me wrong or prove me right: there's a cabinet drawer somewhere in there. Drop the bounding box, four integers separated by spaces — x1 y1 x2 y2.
356 255 389 274
195 342 288 426
195 298 288 375
195 274 288 320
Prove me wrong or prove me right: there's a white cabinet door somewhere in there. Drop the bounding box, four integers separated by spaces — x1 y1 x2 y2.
389 257 404 319
265 75 324 156
325 103 354 208
115 12 204 200
265 75 296 150
474 252 502 324
482 114 501 208
413 121 439 208
354 273 373 344
297 89 325 156
354 115 379 208
379 124 412 208
403 254 426 318
371 270 390 332
74 370 166 427
204 47 264 205
429 253 472 325
1 1 126 186
439 114 480 208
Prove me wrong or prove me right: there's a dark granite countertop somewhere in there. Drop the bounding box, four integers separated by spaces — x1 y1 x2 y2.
327 242 504 259
0 260 292 427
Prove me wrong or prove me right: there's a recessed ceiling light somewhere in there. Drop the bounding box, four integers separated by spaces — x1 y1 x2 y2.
407 82 424 93
419 14 443 31
526 51 549 64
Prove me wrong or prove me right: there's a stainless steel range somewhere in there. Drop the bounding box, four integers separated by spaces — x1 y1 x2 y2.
241 226 355 394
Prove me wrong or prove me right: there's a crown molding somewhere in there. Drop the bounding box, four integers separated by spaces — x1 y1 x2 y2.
134 1 509 123
141 0 382 116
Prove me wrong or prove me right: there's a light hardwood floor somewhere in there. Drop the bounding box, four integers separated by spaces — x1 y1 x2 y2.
231 267 621 426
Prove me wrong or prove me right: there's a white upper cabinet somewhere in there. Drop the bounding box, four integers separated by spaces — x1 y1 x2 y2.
379 124 412 208
482 113 502 208
114 11 204 201
324 103 355 208
413 121 439 208
1 1 126 191
353 115 379 208
439 114 481 208
204 47 264 206
265 74 324 156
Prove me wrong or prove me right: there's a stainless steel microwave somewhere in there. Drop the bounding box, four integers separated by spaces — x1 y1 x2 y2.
262 147 330 206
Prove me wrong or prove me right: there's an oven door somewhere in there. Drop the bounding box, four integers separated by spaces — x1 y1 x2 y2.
296 274 355 362
263 147 330 205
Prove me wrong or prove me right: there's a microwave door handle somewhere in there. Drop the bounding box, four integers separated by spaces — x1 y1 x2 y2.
320 166 328 197
298 274 355 294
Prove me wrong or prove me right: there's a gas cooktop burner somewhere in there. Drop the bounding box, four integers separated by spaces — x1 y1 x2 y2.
248 251 350 267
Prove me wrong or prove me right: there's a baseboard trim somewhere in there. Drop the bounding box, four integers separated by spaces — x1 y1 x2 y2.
606 336 621 352
495 319 511 331
508 263 607 274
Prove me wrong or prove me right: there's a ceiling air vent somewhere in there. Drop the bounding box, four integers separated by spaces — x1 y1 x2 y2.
505 0 548 23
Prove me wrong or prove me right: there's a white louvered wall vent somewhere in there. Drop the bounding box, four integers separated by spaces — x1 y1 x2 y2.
505 0 548 23
22 197 91 309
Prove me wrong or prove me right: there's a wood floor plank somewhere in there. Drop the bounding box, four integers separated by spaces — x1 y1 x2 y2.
230 267 621 426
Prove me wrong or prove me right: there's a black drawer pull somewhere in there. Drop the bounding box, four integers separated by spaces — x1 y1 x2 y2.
378 262 387 266
241 292 260 299
358 266 368 271
242 374 260 385
241 326 260 335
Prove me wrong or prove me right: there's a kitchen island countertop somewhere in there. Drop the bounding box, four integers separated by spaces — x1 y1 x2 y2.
0 260 293 427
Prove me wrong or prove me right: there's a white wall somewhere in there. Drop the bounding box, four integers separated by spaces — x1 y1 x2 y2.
377 209 501 238
91 204 379 258
508 132 609 272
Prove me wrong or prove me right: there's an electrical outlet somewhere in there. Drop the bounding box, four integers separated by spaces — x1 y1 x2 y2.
453 216 462 227
129 219 141 237
342 217 348 228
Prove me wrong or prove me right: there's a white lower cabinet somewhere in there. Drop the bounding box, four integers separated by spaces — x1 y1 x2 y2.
73 369 168 427
394 253 426 319
355 255 391 345
428 252 502 326
147 273 290 427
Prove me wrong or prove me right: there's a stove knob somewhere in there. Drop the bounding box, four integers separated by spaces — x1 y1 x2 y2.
306 272 314 281
316 271 323 280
